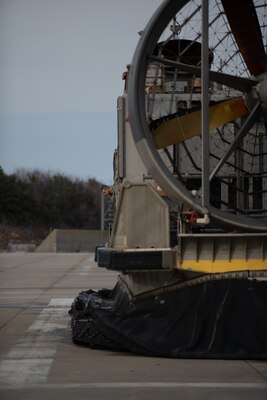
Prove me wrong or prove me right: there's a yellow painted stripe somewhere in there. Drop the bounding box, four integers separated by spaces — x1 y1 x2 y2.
178 258 267 274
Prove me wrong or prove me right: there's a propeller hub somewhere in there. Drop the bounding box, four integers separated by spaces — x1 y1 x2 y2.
245 73 267 118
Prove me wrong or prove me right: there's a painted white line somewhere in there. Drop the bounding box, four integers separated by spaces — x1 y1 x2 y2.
0 292 43 299
0 359 53 387
48 298 72 307
0 298 72 389
78 265 93 275
1 381 267 390
88 255 95 262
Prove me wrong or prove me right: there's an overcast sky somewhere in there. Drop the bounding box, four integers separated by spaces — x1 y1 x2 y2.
0 0 163 184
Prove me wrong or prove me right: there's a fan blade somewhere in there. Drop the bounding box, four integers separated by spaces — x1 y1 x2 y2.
221 0 266 76
149 55 258 92
209 101 261 180
152 97 248 149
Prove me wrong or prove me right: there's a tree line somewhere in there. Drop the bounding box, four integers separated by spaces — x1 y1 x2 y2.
0 167 103 233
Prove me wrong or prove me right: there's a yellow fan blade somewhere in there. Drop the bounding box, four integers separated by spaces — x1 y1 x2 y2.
152 97 248 149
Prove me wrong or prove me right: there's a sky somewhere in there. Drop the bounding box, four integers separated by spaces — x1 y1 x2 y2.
0 0 163 184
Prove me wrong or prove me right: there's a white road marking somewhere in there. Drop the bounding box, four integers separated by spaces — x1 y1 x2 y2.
0 290 43 299
1 381 267 390
0 298 72 389
78 265 93 275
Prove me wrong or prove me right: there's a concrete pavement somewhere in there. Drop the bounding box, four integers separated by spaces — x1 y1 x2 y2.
0 252 266 399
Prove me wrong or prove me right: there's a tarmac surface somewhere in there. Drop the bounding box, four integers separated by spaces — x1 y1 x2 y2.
0 252 266 400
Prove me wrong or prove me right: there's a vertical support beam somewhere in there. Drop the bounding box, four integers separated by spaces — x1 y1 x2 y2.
201 0 210 208
101 192 105 231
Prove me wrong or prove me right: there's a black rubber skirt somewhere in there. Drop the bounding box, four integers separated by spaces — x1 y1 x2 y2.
69 279 267 359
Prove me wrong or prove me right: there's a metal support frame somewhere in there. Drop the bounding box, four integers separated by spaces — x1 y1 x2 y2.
201 0 210 208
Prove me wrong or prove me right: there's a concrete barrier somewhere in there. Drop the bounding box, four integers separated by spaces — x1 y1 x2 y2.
35 229 109 253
